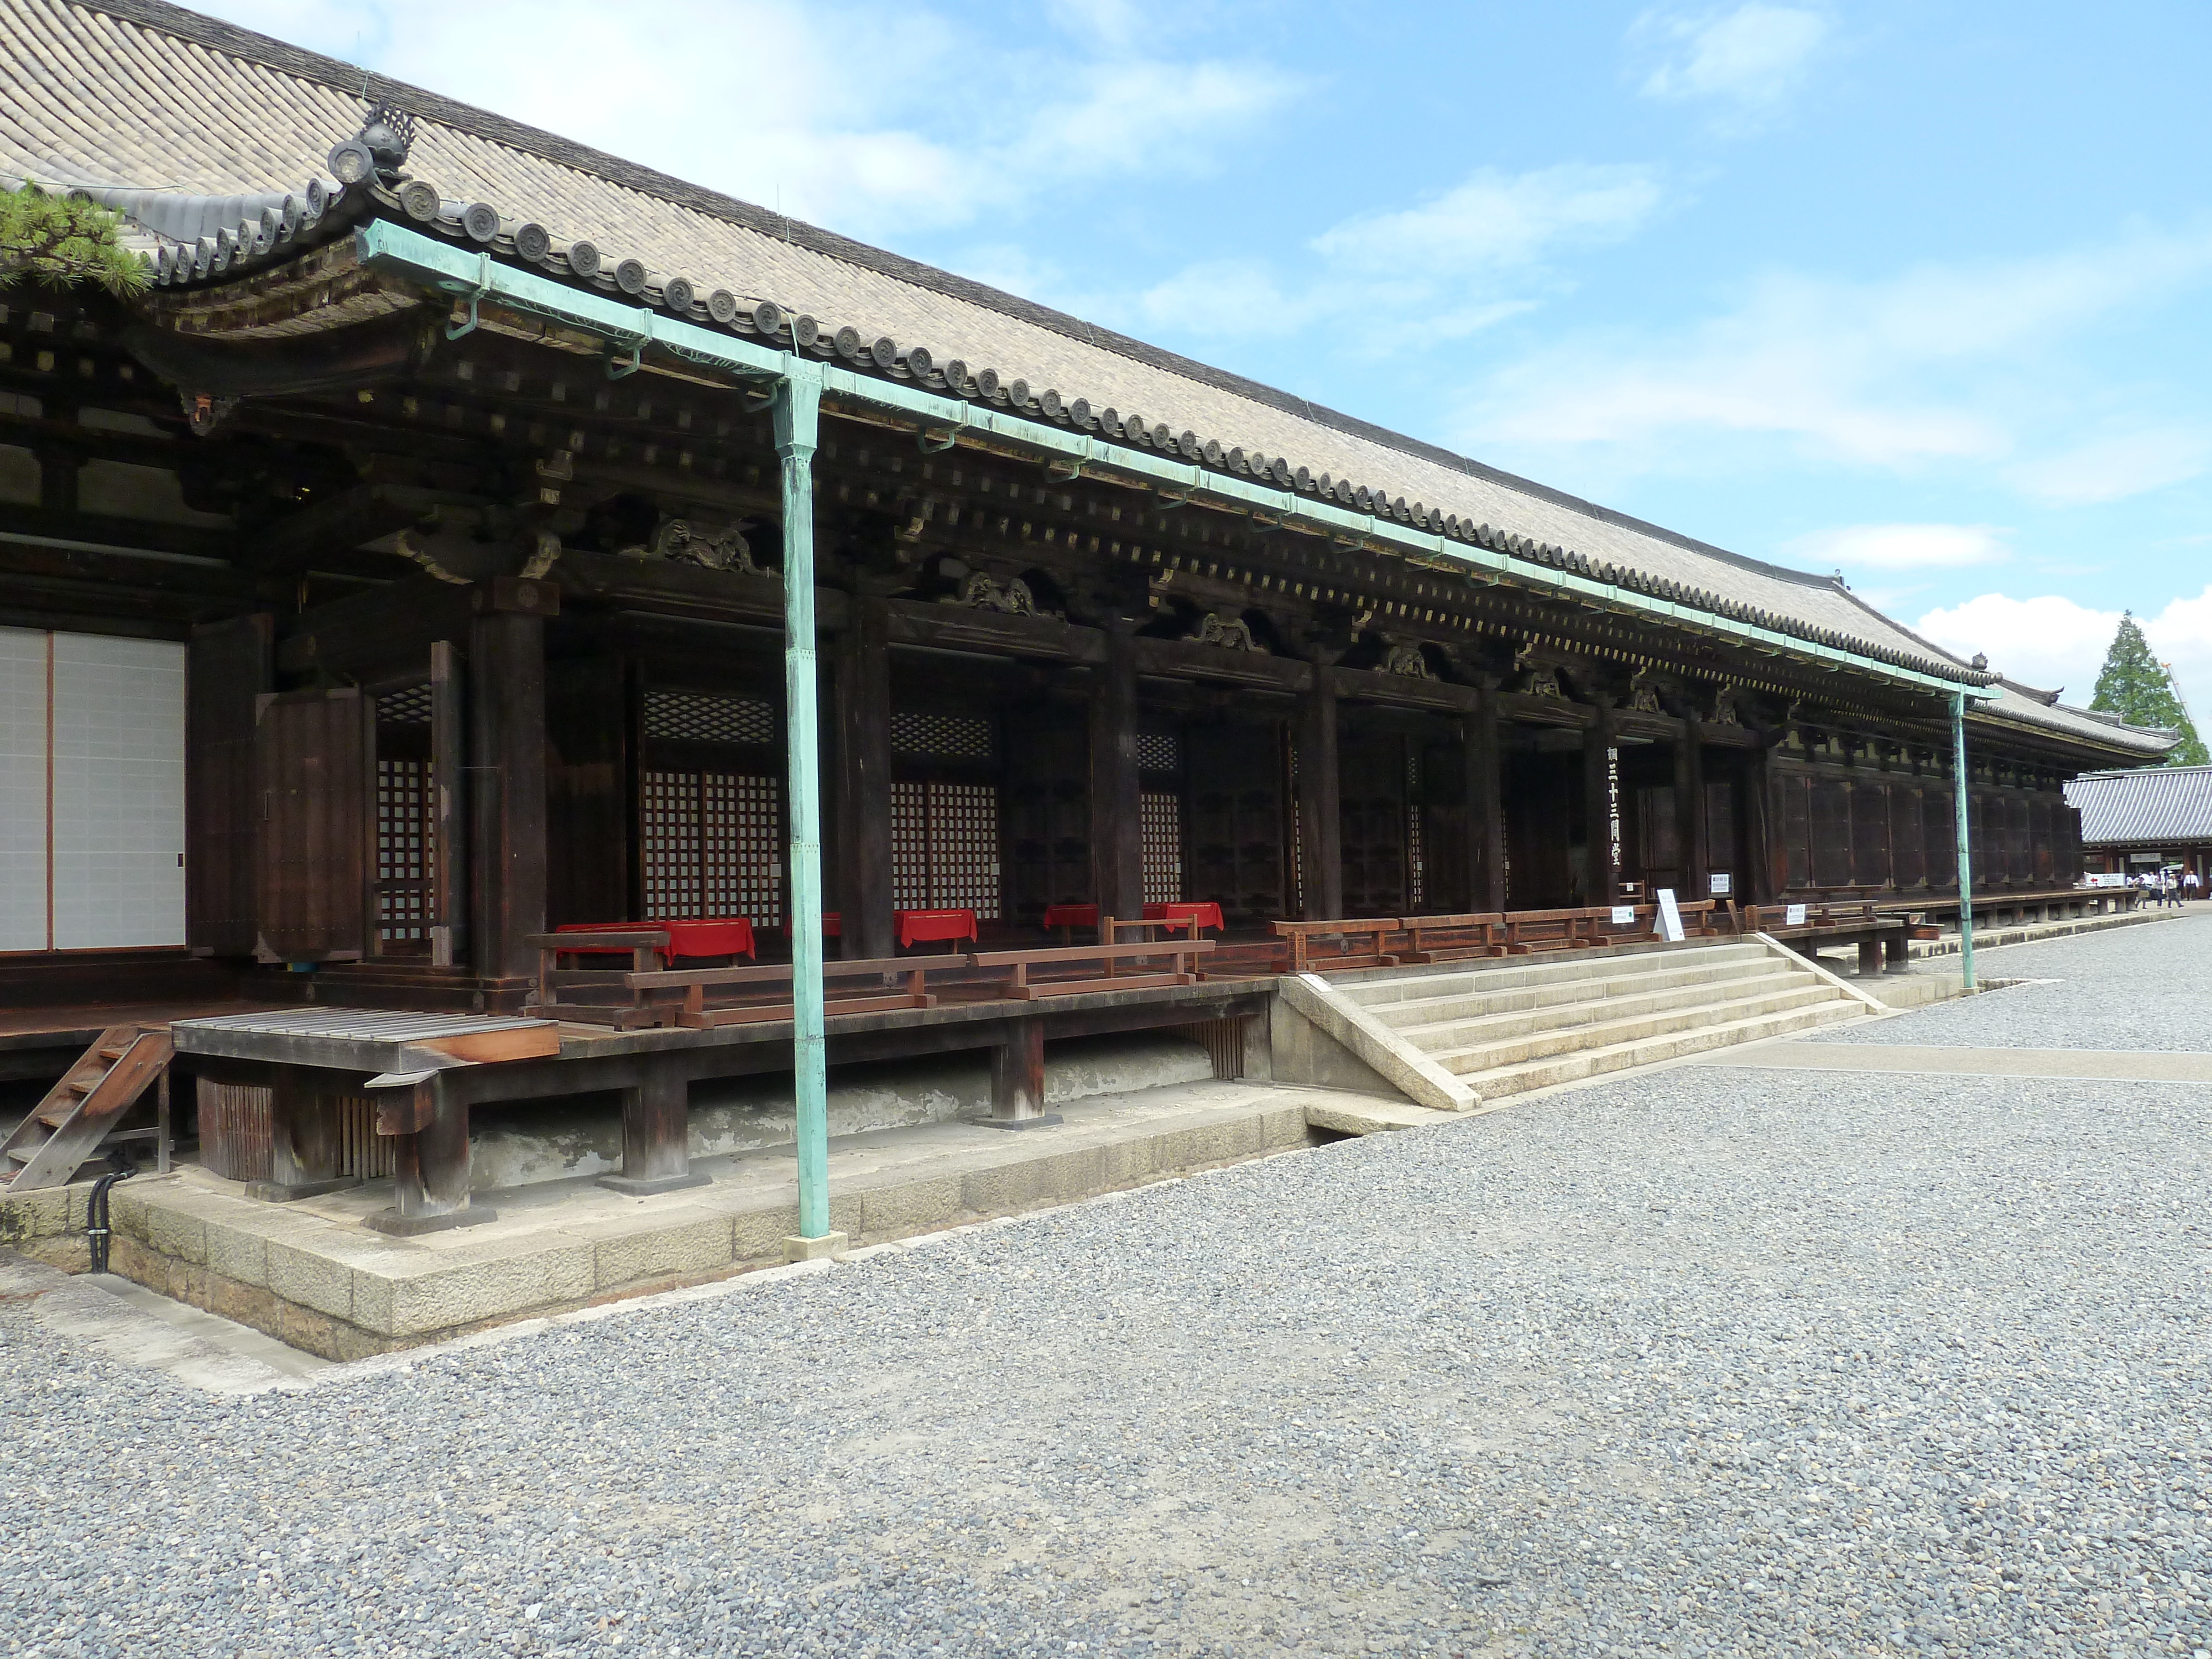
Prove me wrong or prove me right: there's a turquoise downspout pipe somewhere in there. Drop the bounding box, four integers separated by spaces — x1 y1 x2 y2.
1952 690 1976 992
775 360 832 1239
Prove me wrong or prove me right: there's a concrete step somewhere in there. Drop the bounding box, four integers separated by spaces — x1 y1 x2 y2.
1464 998 1865 1103
1393 967 1820 1051
1427 981 1848 1075
1339 941 1772 1009
1366 955 1785 1030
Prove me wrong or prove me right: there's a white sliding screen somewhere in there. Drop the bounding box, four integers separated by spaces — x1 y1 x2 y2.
0 628 187 951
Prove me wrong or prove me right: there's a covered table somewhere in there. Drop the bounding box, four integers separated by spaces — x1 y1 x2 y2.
896 908 978 951
554 917 757 965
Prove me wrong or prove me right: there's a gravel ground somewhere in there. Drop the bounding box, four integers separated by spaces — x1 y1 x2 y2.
5 968 2210 1657
1816 909 2212 1050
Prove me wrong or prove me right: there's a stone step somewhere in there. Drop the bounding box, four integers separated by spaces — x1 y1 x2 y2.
1464 999 1865 1103
1367 955 1786 1030
1428 981 1847 1075
1392 967 1819 1050
1339 941 1772 1009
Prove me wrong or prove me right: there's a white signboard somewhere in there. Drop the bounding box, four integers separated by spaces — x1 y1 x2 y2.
1786 903 1808 926
2084 872 2126 888
1655 888 1686 943
1708 871 1732 896
1610 905 1635 926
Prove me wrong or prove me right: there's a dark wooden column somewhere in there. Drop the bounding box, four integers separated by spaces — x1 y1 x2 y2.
601 1071 708 1194
469 579 553 987
429 639 468 966
1298 663 1343 919
246 1065 353 1202
1582 703 1619 906
980 1018 1060 1129
1676 723 1709 902
369 1074 494 1235
1746 742 1782 904
1462 690 1505 913
834 593 895 961
1089 623 1143 921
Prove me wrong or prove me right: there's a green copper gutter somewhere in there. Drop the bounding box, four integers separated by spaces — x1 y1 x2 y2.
356 221 1997 702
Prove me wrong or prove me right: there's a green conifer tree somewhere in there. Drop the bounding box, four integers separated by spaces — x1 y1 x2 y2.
2090 612 2208 765
0 180 149 297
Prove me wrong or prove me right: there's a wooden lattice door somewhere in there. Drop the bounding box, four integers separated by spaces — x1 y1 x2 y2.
1003 706 1089 929
1338 731 1409 917
1183 722 1286 926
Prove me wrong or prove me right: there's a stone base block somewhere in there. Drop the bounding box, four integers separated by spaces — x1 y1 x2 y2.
596 1171 714 1197
363 1203 499 1238
783 1231 849 1262
243 1177 361 1203
962 1112 1065 1132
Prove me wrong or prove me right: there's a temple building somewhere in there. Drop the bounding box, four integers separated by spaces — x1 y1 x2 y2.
0 0 2176 1302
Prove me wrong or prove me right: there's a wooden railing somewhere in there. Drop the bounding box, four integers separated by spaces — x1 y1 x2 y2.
526 936 1217 1030
1272 900 1731 973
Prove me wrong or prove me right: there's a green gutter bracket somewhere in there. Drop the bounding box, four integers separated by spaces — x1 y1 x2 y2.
355 220 1997 700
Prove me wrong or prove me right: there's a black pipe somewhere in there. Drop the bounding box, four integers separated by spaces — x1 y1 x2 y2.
86 1150 137 1276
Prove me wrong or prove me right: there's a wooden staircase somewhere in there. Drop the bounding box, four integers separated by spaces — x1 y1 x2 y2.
1 1024 173 1192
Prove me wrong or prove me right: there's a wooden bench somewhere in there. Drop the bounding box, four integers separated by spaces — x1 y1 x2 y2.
1272 917 1404 973
528 931 671 1029
967 939 1215 1000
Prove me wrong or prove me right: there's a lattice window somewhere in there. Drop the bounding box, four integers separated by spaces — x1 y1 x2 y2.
1137 732 1179 773
1141 790 1182 904
891 779 1000 919
1406 750 1425 911
644 688 775 746
375 757 432 944
375 682 432 726
891 711 993 760
643 770 782 924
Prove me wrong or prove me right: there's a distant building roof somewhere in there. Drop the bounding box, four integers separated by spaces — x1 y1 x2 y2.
2065 766 2212 846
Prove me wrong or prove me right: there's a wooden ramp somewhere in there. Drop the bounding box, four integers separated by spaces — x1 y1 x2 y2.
1 1025 172 1191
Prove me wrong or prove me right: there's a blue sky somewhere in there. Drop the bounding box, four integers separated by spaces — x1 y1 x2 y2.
205 0 2212 710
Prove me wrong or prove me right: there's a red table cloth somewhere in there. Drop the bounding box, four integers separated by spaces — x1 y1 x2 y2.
1144 901 1223 933
555 917 756 962
1041 902 1099 931
896 908 979 948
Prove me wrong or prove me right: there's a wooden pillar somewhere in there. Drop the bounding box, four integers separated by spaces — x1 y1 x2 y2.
835 593 895 960
1462 691 1505 913
469 581 552 985
1582 705 1619 906
1676 725 1709 902
429 639 468 967
1089 623 1143 921
600 1070 708 1194
1745 745 1781 904
245 1065 354 1202
980 1017 1060 1129
1298 663 1343 920
369 1074 494 1235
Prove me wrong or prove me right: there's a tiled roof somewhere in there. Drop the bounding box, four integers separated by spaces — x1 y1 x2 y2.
0 0 2176 756
2065 765 2212 846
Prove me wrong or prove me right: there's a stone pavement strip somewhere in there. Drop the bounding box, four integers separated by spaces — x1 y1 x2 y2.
4 923 2210 1657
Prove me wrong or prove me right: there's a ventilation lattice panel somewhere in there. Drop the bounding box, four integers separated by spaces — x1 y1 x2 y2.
1137 732 1180 773
644 690 776 747
890 779 1000 919
375 683 432 726
891 711 993 760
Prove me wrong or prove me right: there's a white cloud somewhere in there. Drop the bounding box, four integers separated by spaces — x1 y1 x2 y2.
193 0 1300 241
1465 227 2212 478
1635 4 1831 113
1127 164 1664 343
2011 427 2212 506
1913 586 2212 709
1788 523 2011 573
